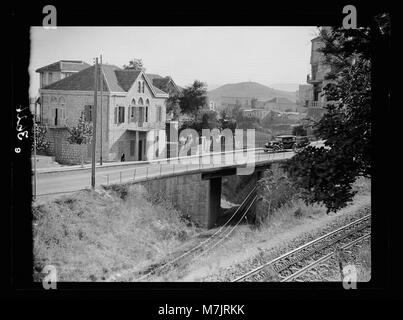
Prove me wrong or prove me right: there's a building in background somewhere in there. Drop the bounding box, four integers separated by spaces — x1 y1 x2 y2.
36 62 168 164
297 84 313 108
263 97 297 112
36 60 91 88
304 27 332 132
146 74 182 97
242 109 270 119
306 28 332 110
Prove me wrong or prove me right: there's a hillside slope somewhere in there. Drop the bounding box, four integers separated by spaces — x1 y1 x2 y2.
208 81 297 102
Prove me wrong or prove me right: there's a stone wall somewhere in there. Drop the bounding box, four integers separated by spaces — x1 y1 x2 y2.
46 127 88 164
139 173 216 227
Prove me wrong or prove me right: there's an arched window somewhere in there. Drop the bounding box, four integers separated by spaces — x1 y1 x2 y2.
145 99 150 105
138 98 144 105
50 96 57 107
130 99 136 122
50 96 58 125
58 96 65 108
58 96 66 122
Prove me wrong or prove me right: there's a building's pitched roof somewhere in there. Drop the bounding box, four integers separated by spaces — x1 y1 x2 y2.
115 70 142 91
35 60 90 73
41 64 168 97
146 74 182 95
101 64 125 92
266 97 295 104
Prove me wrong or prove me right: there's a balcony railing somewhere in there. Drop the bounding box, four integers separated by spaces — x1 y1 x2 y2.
307 73 323 84
127 120 164 131
307 100 324 108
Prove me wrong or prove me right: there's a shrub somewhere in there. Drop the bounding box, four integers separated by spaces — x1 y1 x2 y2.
254 165 299 225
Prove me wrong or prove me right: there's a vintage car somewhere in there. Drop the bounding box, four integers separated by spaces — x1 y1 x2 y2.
264 135 309 152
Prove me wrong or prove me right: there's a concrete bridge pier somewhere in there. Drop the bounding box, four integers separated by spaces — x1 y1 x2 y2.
140 167 267 229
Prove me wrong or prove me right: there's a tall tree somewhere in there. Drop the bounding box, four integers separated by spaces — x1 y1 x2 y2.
123 58 145 71
179 80 208 117
284 18 389 212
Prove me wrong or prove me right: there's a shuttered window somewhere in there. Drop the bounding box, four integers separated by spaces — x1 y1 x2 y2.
84 105 92 122
117 106 125 123
156 105 162 122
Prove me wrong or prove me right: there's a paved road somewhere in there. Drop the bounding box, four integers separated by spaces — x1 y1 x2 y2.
34 149 294 197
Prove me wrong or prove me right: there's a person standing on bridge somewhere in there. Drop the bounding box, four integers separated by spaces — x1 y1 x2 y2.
120 153 125 162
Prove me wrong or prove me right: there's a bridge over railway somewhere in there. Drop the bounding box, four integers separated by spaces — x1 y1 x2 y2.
36 148 295 227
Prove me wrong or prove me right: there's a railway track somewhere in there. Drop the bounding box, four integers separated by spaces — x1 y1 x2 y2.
232 214 371 282
281 232 371 282
129 186 257 281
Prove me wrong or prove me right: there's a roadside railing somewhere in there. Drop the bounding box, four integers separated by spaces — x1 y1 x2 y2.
100 148 295 186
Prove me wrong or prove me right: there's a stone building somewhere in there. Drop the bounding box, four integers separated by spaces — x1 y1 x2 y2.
304 28 333 132
306 28 332 108
36 63 169 164
297 84 313 108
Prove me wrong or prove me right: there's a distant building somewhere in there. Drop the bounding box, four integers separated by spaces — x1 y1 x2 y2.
213 96 255 111
36 60 91 88
208 100 216 111
242 109 270 119
264 97 297 112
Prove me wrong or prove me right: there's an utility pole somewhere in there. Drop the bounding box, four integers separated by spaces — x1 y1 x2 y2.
91 58 98 189
99 55 103 165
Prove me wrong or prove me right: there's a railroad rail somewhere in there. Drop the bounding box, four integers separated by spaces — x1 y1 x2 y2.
281 232 371 282
115 186 258 282
231 214 371 282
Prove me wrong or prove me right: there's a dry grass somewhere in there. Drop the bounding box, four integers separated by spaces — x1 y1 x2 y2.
33 184 199 282
357 243 371 282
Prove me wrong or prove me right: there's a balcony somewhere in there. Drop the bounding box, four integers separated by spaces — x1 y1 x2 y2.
307 100 324 108
307 74 322 84
127 120 165 131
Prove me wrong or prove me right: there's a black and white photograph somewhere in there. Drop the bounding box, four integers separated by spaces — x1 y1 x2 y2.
7 1 397 307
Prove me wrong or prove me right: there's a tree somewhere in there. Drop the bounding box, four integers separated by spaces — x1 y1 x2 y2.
66 113 93 167
292 125 307 136
284 20 383 213
32 123 50 153
123 58 145 71
166 93 181 120
179 80 208 117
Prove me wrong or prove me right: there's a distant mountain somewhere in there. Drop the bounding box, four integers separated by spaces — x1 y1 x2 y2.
208 81 297 103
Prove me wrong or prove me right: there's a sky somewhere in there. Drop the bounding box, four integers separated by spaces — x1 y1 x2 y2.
29 26 318 97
